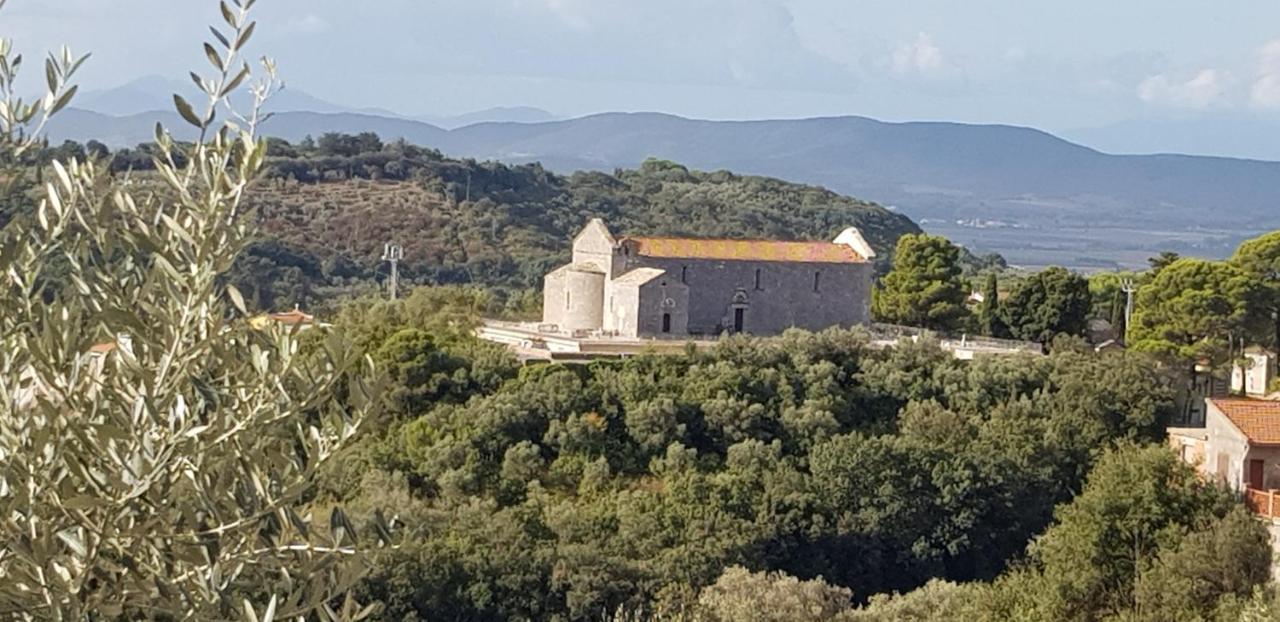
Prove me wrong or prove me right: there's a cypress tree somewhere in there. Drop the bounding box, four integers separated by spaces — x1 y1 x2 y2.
978 272 1006 337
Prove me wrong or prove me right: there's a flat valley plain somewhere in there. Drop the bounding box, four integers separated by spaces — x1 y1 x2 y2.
923 220 1252 272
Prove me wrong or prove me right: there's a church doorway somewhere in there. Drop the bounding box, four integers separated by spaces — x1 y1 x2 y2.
662 313 672 333
733 308 745 333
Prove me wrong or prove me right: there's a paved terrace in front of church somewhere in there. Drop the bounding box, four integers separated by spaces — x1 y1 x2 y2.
477 319 1043 364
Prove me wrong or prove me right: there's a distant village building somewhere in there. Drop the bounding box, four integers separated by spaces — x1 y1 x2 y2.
541 219 877 339
249 307 320 331
1232 348 1279 399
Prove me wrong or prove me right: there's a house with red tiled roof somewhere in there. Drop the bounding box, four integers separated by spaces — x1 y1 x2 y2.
1196 399 1280 490
1172 398 1280 518
249 307 322 331
541 219 877 339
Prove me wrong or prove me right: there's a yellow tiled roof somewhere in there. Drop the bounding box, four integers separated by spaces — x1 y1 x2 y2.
623 236 867 264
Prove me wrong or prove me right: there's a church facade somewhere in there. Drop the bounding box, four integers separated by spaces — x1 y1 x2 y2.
542 219 877 339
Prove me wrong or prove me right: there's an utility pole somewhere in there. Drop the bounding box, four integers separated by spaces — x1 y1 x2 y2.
1121 279 1137 344
382 243 403 301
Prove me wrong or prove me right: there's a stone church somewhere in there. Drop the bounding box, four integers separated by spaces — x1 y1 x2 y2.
542 219 877 339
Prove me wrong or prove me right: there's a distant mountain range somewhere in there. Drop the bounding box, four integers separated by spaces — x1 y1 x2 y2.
1062 117 1280 163
48 80 1280 269
73 76 559 129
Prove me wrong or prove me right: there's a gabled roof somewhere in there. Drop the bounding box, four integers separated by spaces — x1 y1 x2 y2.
548 261 605 276
267 309 315 326
621 236 867 264
1211 399 1280 445
611 268 668 287
574 218 615 245
250 308 317 330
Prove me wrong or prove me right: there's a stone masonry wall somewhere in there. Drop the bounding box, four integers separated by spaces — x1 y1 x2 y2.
618 254 874 336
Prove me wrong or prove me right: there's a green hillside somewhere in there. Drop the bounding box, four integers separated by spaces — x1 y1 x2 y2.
231 136 920 312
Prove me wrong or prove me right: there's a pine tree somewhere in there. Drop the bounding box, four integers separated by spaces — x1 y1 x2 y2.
872 233 970 332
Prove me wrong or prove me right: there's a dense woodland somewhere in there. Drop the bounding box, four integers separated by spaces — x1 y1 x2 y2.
293 288 1270 620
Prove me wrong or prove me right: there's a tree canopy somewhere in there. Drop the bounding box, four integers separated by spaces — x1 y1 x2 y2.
1001 266 1091 344
295 291 1195 620
1233 230 1280 351
1129 258 1264 364
872 233 969 332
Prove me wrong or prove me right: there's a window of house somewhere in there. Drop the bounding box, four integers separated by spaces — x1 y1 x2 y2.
813 271 821 292
754 268 762 290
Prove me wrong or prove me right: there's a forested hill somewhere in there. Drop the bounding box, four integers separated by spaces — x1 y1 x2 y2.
224 134 921 312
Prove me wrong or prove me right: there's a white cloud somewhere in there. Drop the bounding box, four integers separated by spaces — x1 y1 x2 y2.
1250 39 1280 108
891 32 945 75
1137 68 1231 109
282 14 331 36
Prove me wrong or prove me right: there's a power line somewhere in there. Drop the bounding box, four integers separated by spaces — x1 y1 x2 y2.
1121 279 1137 344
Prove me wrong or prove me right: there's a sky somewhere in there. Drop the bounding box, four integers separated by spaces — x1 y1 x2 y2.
5 0 1280 143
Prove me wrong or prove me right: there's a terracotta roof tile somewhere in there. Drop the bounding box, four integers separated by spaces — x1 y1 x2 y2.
1213 399 1280 444
268 309 314 326
622 236 866 264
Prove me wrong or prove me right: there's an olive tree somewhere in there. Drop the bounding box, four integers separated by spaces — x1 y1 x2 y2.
0 1 381 619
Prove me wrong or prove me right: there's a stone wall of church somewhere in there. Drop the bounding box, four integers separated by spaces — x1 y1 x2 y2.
542 266 605 332
605 275 690 338
617 255 873 336
635 278 690 337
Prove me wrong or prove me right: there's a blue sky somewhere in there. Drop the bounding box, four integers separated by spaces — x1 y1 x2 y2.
4 1 1278 136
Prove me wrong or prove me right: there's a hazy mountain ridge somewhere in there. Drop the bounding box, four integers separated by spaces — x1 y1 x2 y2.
74 77 558 130
1063 117 1280 162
